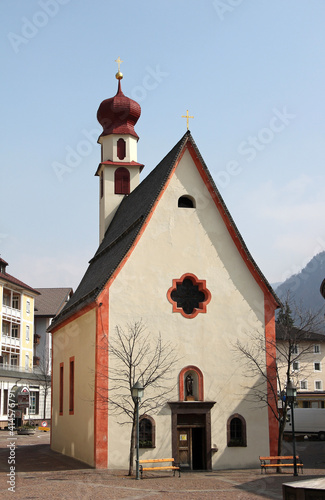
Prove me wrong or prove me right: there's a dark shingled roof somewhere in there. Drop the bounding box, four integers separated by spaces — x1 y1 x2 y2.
50 131 279 331
35 288 73 317
0 265 40 296
276 323 325 342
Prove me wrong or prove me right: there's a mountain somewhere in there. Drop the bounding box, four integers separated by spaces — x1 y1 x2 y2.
275 251 325 332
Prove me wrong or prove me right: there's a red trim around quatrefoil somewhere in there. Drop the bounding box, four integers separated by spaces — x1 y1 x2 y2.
167 273 211 319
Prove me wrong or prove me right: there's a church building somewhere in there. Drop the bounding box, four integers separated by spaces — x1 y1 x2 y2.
50 67 280 470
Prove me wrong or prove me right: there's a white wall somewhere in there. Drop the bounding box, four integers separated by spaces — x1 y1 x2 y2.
107 149 270 469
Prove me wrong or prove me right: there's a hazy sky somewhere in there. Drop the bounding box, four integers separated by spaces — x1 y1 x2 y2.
1 0 325 292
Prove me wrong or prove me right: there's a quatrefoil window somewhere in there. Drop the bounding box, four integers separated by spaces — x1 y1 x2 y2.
167 273 211 319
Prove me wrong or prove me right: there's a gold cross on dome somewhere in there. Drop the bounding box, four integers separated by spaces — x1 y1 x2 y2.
115 56 123 72
182 110 194 130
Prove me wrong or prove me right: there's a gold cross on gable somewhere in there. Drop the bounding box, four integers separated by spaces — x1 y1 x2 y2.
182 110 194 130
115 56 123 72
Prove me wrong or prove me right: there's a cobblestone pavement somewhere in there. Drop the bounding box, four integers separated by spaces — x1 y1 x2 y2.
0 431 324 499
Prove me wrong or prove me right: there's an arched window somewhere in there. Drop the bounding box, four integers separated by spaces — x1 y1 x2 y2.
139 415 155 448
178 195 195 208
179 365 204 401
227 414 247 447
115 167 130 195
117 138 126 160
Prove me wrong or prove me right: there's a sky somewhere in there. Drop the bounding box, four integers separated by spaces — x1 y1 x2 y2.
1 0 325 292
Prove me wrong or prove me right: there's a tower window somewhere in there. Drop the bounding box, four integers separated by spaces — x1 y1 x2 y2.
178 195 195 208
117 138 126 160
100 171 104 199
115 167 130 195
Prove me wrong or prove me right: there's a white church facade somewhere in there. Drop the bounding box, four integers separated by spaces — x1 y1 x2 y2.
50 69 280 470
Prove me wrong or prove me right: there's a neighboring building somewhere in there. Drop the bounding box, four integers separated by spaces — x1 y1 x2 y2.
0 258 41 427
34 287 73 373
49 72 280 470
276 324 325 408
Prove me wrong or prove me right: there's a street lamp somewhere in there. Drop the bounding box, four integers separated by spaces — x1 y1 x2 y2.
131 381 144 480
286 379 298 476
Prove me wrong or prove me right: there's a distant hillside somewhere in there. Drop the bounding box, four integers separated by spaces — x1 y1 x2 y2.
275 251 325 332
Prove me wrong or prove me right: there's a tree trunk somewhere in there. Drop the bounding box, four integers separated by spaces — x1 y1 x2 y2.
43 390 47 420
128 410 137 476
277 402 288 472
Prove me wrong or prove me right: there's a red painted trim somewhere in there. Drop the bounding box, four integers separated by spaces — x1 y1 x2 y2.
100 161 144 166
167 273 211 319
264 293 278 455
186 142 279 306
59 363 64 416
69 356 75 415
95 161 144 176
50 302 97 335
179 365 204 401
94 290 109 468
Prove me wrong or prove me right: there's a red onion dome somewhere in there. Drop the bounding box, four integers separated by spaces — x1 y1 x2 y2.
97 80 141 139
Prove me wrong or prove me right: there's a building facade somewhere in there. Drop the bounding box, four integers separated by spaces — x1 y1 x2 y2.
0 258 42 427
50 72 280 470
0 261 66 426
34 287 73 374
276 325 325 408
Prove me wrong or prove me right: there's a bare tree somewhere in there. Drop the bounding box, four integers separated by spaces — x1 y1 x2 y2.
33 357 51 420
234 294 324 457
98 320 179 476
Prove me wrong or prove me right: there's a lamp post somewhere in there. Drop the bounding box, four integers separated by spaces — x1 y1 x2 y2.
131 381 144 480
286 379 298 476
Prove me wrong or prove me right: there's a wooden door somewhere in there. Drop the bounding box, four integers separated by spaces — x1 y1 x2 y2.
177 428 191 469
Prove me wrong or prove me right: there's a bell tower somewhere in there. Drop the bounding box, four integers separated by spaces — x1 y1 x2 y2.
95 59 143 243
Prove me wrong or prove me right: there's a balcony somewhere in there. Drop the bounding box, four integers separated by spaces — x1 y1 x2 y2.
0 363 33 374
2 305 21 322
1 335 20 349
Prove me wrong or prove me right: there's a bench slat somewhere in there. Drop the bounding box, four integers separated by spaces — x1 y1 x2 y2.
141 466 179 471
140 458 174 463
259 455 303 474
139 458 181 479
262 464 297 467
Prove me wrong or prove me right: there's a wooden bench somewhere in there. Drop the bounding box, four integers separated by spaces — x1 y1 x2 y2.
139 458 181 478
259 456 303 474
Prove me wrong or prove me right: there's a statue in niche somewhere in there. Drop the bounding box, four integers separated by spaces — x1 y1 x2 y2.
185 374 194 397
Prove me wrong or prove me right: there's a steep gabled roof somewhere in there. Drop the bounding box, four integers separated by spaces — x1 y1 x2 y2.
35 288 73 317
50 131 279 331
